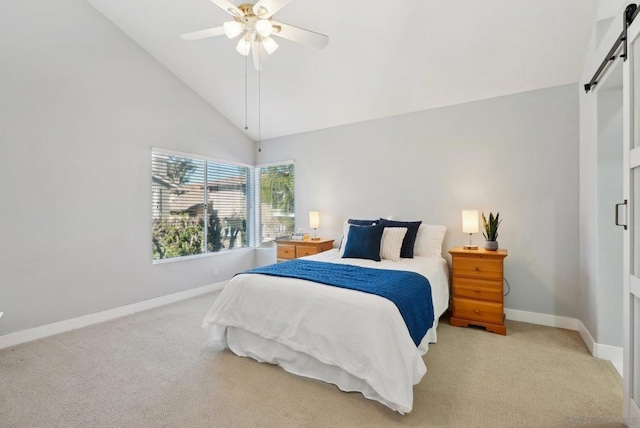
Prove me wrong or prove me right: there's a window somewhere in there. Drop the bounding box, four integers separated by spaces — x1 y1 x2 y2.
258 162 295 246
152 150 250 261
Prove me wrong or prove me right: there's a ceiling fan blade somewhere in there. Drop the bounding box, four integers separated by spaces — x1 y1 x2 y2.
209 0 244 18
180 26 225 41
251 41 269 71
271 21 329 49
252 0 293 19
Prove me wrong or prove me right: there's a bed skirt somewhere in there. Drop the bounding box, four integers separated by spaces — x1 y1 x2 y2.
220 319 439 414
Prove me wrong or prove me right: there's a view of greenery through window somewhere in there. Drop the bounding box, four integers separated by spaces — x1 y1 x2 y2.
151 151 294 261
260 163 295 245
152 152 250 260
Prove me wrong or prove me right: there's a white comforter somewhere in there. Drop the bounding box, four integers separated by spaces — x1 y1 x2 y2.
202 249 449 414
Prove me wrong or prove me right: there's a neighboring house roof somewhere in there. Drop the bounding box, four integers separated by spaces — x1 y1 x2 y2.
154 178 248 218
152 175 178 190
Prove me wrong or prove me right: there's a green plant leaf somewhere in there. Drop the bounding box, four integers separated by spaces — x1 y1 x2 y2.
481 211 501 241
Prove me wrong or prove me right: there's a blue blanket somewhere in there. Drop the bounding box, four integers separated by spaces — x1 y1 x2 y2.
242 260 434 346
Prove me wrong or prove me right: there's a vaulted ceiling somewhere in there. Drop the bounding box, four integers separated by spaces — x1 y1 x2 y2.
86 0 600 140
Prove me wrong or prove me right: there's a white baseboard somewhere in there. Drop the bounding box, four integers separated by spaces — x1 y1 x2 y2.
0 281 227 350
575 320 622 376
0 291 625 378
504 308 580 330
595 342 623 376
576 319 597 354
505 308 622 377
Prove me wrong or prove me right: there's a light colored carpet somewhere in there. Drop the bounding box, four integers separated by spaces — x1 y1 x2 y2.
0 291 624 428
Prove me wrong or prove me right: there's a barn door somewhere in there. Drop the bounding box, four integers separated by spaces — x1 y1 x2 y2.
623 12 640 425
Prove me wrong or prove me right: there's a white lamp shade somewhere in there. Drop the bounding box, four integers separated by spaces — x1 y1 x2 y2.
309 211 320 229
261 37 279 55
223 21 244 39
235 38 251 56
462 210 479 234
255 19 273 37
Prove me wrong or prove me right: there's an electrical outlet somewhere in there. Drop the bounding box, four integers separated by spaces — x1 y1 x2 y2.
213 267 219 277
0 312 3 319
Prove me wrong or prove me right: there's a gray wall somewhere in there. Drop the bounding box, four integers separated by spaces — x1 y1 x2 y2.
0 0 256 336
595 83 623 347
258 84 580 318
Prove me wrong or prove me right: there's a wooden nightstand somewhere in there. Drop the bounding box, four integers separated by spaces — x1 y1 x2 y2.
449 247 508 335
275 239 334 262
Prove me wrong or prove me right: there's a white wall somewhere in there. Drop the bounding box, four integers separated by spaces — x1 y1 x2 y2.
258 84 580 318
0 0 256 336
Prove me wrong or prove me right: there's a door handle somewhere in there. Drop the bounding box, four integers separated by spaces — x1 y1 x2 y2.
616 200 628 230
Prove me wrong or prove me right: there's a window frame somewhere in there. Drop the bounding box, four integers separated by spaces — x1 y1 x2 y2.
151 148 254 264
151 148 294 263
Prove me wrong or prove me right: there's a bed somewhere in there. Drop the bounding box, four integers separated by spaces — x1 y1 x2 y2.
202 222 449 414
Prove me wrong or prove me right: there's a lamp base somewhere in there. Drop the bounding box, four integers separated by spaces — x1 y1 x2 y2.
311 237 321 241
463 245 478 250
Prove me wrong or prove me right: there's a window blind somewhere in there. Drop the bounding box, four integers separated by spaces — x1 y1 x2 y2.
152 150 250 261
205 161 250 252
259 163 295 245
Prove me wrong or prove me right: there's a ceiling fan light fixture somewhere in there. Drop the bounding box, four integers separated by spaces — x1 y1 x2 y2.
236 38 251 56
261 37 278 55
223 21 244 39
181 0 330 70
255 19 273 37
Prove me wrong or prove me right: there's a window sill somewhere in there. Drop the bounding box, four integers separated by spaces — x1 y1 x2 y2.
152 247 254 265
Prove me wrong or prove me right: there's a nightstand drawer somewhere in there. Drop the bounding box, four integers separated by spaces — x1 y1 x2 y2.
277 245 296 260
453 257 503 280
453 277 503 302
317 242 333 252
453 298 503 324
275 239 335 262
297 245 319 257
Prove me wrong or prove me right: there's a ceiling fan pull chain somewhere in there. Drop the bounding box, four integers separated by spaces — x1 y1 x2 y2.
258 58 262 152
244 50 248 130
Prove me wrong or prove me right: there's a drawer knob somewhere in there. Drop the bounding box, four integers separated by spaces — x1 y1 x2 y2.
475 267 480 271
475 288 480 293
474 309 480 314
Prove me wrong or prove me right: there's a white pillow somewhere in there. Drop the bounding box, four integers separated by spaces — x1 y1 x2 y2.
339 221 351 256
380 227 407 262
414 224 447 257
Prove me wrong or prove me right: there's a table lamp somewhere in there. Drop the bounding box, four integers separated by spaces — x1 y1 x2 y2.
462 210 479 250
309 211 320 240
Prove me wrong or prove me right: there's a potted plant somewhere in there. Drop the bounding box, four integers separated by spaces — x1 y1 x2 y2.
482 212 501 251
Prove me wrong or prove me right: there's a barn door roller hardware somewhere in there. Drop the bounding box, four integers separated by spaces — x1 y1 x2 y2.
585 4 639 93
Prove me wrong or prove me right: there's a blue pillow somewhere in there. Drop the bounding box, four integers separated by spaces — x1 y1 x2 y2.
340 220 379 252
379 219 422 258
348 219 379 226
342 224 384 261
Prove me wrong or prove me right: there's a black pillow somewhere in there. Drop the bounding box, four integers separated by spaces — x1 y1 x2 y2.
342 224 384 261
378 218 422 258
348 219 379 226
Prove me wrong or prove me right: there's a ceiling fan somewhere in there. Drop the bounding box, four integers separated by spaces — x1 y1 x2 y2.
180 0 329 70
